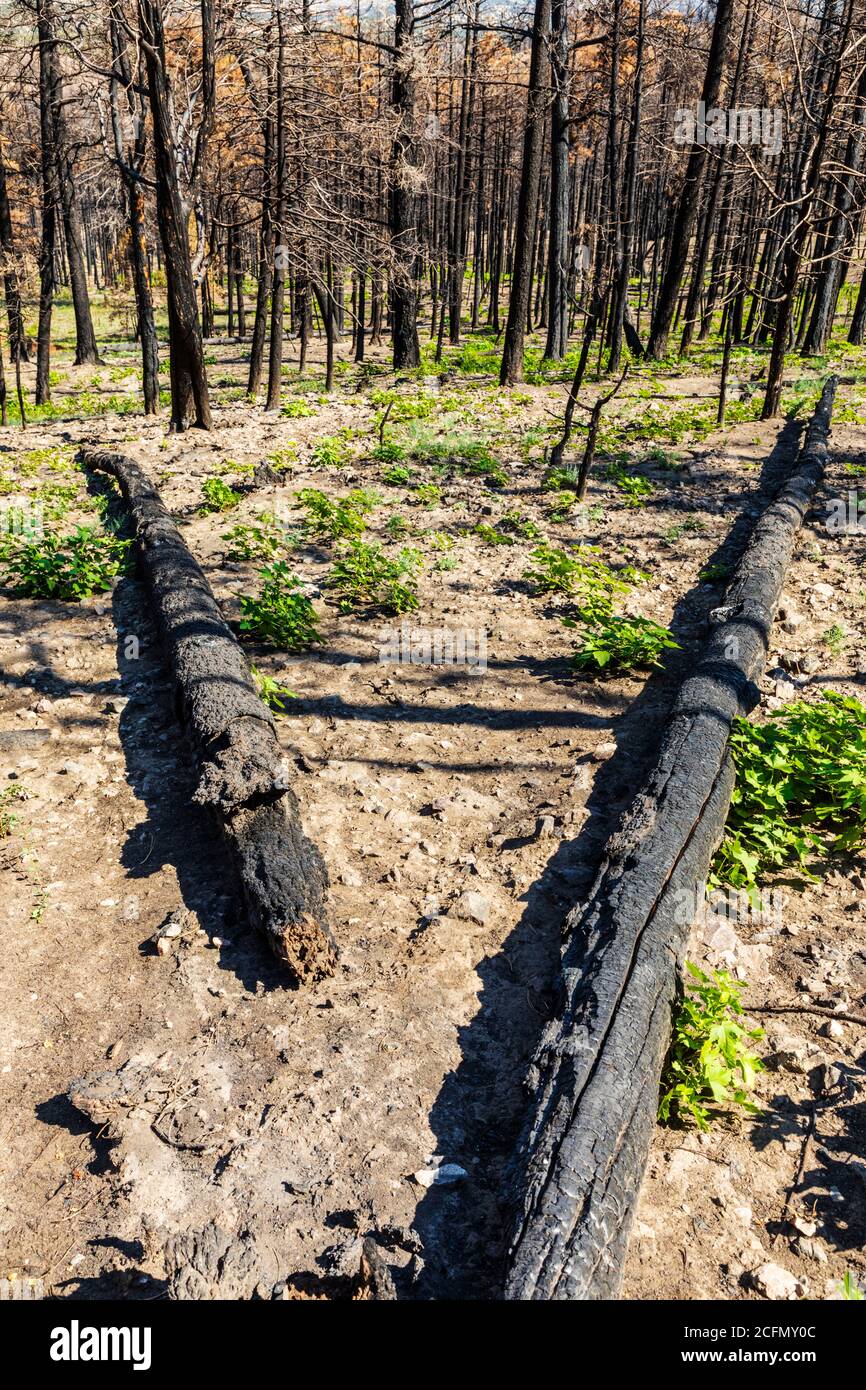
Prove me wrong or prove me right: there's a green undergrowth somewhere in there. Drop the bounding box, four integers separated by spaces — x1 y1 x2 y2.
711 692 866 897
659 964 763 1132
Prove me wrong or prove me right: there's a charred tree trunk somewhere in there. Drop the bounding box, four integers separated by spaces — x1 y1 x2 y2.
0 111 28 364
80 447 335 985
108 5 159 415
505 378 837 1299
646 0 736 359
35 0 59 405
500 0 551 386
544 0 570 361
389 0 421 368
138 0 211 430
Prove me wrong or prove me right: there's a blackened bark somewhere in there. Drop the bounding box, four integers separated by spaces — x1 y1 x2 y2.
80 448 335 984
138 0 211 430
499 0 551 385
0 112 28 364
544 0 569 360
389 0 421 368
505 380 837 1299
35 0 59 405
646 0 736 359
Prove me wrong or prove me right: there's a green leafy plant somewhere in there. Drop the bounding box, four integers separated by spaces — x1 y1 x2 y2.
543 462 581 493
412 483 441 508
297 487 378 541
222 514 296 562
614 472 655 507
327 539 421 615
840 1271 865 1301
498 509 542 539
699 562 730 582
381 462 415 485
200 477 242 514
2 526 130 600
281 400 315 418
251 664 297 712
524 542 629 619
568 613 679 674
823 623 847 657
474 521 515 546
239 563 320 650
0 784 28 836
659 964 763 1131
311 435 352 468
711 692 866 895
374 442 408 465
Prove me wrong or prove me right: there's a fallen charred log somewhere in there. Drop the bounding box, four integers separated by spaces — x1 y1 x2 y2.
504 377 837 1300
79 447 335 985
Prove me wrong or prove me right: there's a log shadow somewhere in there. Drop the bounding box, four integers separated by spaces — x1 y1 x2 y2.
749 1065 866 1256
408 417 805 1298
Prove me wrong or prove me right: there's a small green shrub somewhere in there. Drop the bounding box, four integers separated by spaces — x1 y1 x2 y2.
0 784 28 836
251 664 297 712
524 542 629 618
297 487 378 541
412 483 442 508
200 477 242 514
498 509 542 539
373 442 408 465
281 400 315 418
222 514 296 562
381 462 415 485
2 526 130 600
659 964 763 1131
311 435 352 468
711 692 866 895
474 521 515 546
239 563 320 650
328 540 421 615
568 613 679 674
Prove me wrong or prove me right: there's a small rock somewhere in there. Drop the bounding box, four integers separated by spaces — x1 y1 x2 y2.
535 815 556 839
752 1261 805 1300
452 891 490 926
821 1019 845 1041
592 741 617 759
790 1215 817 1238
793 1237 827 1263
413 1163 468 1189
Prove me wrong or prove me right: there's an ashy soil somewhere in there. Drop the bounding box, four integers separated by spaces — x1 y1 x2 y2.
1 331 865 1300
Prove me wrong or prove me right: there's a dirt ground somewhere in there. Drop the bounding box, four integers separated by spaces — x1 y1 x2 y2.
1 332 865 1300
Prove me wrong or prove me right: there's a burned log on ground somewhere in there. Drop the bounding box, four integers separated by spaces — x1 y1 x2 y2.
79 447 335 985
505 377 837 1300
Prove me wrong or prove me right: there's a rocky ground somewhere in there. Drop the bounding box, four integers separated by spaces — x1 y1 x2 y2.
1 332 865 1299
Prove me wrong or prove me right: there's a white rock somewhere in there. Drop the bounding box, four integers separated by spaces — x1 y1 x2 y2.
753 1262 805 1300
413 1163 468 1188
453 891 490 925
